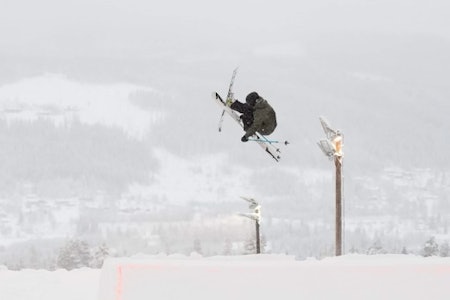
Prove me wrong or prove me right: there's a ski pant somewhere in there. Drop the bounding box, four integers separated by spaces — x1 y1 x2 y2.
230 101 254 131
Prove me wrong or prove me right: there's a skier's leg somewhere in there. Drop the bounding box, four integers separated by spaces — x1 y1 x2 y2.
241 113 253 130
230 101 254 130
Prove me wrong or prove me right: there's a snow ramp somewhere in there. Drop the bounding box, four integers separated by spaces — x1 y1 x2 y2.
98 254 450 300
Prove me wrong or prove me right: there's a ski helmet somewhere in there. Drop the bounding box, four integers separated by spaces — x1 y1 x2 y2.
246 92 259 106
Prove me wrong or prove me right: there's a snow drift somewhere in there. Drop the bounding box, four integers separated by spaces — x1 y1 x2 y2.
98 254 450 300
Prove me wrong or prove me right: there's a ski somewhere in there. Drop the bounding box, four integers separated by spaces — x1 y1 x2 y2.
213 92 281 162
218 67 238 132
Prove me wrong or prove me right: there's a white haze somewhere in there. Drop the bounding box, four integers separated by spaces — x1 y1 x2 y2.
0 0 449 269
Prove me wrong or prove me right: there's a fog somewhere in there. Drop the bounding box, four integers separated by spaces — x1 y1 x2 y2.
0 0 450 268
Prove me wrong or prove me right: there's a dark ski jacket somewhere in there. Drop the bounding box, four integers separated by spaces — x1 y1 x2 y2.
243 98 277 139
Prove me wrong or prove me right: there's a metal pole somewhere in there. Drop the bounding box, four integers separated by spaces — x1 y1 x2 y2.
335 156 343 256
317 117 344 257
256 220 261 254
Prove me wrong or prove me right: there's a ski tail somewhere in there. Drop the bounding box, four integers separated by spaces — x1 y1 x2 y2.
218 67 238 132
226 67 238 102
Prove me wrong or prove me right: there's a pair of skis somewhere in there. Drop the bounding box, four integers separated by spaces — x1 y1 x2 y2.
213 68 287 162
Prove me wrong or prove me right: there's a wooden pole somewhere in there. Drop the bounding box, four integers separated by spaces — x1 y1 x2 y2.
256 220 261 254
335 155 343 256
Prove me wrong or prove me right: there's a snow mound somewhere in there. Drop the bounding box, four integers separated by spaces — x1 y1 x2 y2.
99 254 450 300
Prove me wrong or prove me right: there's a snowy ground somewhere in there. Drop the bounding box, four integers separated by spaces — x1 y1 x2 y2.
0 266 100 300
2 254 450 300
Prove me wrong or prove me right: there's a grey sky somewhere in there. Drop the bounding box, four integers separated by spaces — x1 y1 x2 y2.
1 0 449 51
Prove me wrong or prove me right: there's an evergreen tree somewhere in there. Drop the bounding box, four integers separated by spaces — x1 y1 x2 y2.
223 239 232 256
367 239 387 255
91 243 110 268
422 237 439 257
57 239 92 270
349 246 358 254
193 238 202 255
244 237 256 254
243 232 266 254
439 241 449 257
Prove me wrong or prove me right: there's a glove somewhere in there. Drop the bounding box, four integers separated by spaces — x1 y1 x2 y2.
225 98 233 107
241 135 249 142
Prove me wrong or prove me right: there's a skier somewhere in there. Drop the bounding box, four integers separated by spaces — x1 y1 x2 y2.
227 92 277 142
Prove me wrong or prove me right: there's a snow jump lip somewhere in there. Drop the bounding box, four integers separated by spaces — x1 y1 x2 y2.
98 254 450 300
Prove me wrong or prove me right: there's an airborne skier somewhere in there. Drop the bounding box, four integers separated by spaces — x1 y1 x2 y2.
227 92 277 142
213 68 286 162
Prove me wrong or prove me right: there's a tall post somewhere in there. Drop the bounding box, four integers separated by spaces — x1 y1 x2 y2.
239 197 262 254
335 155 343 256
317 116 344 257
256 218 261 254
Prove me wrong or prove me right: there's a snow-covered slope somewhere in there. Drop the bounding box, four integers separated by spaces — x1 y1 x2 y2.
0 74 166 139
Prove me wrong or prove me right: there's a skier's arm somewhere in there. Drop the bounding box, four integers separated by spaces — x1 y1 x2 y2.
230 100 250 114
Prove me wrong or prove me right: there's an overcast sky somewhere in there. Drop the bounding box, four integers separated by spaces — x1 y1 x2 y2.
1 0 449 53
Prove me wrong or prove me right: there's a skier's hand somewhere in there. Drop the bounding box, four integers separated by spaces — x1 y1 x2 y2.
241 135 249 142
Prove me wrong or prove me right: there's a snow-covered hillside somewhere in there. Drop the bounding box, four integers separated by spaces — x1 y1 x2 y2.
0 74 166 139
0 73 449 264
